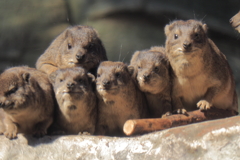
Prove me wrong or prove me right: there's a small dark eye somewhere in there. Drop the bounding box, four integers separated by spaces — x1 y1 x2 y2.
78 79 83 83
97 74 100 78
174 34 178 39
8 87 17 95
138 66 141 69
88 43 95 49
115 72 121 78
68 43 72 49
60 79 63 82
154 67 159 72
194 33 200 40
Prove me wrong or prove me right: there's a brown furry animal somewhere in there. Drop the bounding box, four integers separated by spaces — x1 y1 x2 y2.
230 11 240 33
96 61 148 136
49 67 97 135
36 25 108 76
130 46 172 118
164 19 238 114
0 66 55 139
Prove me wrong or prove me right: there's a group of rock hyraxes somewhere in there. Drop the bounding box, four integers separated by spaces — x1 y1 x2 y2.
0 12 239 139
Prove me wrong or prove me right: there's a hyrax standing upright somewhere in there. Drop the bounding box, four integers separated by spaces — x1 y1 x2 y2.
130 46 172 118
0 66 55 139
36 25 108 76
49 67 97 135
164 19 238 114
96 61 148 136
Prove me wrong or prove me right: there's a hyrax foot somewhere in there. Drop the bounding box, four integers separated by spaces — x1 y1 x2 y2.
33 130 47 138
173 109 187 115
161 112 172 118
197 100 212 110
78 131 91 135
4 130 17 139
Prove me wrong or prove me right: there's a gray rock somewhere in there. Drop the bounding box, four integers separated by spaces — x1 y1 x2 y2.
0 116 240 160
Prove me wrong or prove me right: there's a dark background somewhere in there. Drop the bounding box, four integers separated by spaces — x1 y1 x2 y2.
0 0 240 111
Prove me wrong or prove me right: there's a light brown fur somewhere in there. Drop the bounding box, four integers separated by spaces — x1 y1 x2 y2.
0 66 55 139
36 25 107 76
130 46 172 118
96 61 148 136
230 11 240 33
49 67 97 135
164 19 238 113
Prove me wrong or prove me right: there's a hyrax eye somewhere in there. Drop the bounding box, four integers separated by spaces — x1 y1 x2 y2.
60 79 63 82
138 66 141 69
78 79 83 83
194 33 200 40
97 74 100 78
68 43 72 49
154 67 159 72
115 72 121 78
87 43 95 49
174 34 178 39
7 87 18 95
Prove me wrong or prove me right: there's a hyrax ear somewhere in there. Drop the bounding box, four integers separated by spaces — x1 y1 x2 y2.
48 71 57 84
202 23 208 34
127 65 134 76
87 73 96 83
64 28 72 39
22 73 30 83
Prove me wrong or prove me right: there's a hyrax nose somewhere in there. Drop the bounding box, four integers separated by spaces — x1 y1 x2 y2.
143 74 150 81
67 82 75 88
229 18 233 24
76 53 85 60
183 41 191 49
102 80 111 87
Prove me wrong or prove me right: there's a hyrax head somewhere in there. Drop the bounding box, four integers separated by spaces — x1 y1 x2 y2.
0 67 37 112
49 67 95 99
96 61 133 96
164 19 208 58
130 47 170 94
59 25 107 71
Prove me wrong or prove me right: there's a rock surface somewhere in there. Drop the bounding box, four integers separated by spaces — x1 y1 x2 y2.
0 116 240 160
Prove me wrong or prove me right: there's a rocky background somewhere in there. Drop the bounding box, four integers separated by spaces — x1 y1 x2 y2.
0 0 240 105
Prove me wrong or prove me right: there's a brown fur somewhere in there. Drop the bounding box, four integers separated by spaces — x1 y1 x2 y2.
49 67 97 135
96 61 148 136
36 25 108 76
130 46 172 118
230 11 240 33
0 66 55 139
164 19 238 113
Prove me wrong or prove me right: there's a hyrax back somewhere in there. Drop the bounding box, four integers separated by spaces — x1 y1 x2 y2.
0 66 55 139
130 46 172 118
165 19 238 113
96 61 148 136
230 11 240 33
36 25 108 76
49 67 97 135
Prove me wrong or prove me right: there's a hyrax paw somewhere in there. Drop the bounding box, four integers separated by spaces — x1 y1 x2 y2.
4 131 17 139
33 130 47 138
161 112 172 118
173 109 187 115
78 131 91 135
197 100 212 110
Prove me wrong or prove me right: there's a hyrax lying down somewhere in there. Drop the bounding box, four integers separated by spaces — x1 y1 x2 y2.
96 61 148 136
230 11 240 33
0 66 55 139
49 67 97 135
130 46 172 118
164 19 238 114
36 25 108 76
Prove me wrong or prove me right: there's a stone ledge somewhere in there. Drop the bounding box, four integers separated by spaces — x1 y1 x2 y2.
0 116 240 159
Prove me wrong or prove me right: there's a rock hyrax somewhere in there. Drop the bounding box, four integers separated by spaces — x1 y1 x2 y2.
96 61 148 136
130 46 172 118
0 66 55 139
36 25 108 76
164 19 238 114
49 67 97 135
230 11 240 33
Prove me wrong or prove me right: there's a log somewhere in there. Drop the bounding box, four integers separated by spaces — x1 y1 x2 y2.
123 108 237 136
